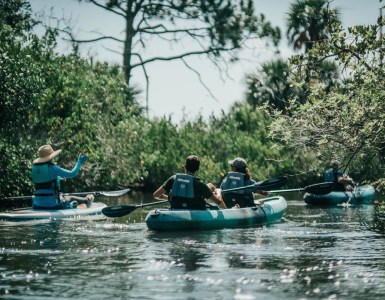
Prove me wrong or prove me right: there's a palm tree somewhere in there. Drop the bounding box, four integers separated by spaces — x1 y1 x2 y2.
246 58 299 112
246 58 340 112
287 0 340 52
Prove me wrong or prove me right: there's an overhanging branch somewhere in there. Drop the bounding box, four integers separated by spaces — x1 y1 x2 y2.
131 46 237 69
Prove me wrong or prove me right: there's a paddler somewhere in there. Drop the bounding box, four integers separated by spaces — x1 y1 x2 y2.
31 145 93 209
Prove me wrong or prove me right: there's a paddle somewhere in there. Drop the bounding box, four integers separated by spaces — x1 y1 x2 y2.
64 188 131 197
221 176 288 193
268 182 335 195
101 197 169 218
3 188 131 200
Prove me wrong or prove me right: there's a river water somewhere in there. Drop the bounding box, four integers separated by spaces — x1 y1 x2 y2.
1 193 385 299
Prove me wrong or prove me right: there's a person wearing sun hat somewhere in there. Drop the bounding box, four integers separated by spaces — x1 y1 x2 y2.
31 145 93 209
208 157 268 208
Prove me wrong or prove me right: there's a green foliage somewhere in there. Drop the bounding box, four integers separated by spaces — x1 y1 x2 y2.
269 16 385 185
245 57 339 113
0 5 143 196
0 0 321 200
0 27 44 136
246 58 299 112
0 0 36 34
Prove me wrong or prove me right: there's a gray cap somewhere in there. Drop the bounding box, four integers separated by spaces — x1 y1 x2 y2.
228 157 247 169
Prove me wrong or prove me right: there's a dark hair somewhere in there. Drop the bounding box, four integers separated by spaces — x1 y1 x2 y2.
233 166 251 180
185 155 200 173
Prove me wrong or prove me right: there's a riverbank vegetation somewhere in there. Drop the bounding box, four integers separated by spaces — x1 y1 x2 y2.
1 0 384 198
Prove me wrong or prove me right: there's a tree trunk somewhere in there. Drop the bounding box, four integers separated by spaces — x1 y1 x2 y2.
123 1 134 85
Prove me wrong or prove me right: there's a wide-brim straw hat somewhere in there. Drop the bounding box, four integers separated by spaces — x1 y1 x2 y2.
33 145 62 164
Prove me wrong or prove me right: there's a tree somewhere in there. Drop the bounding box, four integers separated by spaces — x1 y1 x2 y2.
61 0 281 111
245 58 300 112
269 16 385 184
245 57 338 113
244 0 341 114
286 0 340 52
0 0 36 34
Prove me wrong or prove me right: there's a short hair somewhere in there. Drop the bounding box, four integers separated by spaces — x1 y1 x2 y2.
185 155 200 173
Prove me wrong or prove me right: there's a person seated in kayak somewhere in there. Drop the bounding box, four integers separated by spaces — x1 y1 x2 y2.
324 159 355 191
153 155 227 210
208 157 268 208
32 144 94 209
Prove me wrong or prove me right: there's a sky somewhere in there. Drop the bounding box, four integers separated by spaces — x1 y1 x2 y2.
29 0 383 123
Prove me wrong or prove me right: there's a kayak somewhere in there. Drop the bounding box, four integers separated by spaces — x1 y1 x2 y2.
145 196 287 231
0 202 107 222
303 185 375 206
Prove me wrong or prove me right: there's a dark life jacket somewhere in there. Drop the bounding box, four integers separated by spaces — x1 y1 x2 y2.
221 172 245 194
221 172 254 208
170 174 206 210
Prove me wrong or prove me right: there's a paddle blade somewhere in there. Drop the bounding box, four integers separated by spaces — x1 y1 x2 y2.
302 182 335 195
102 205 137 217
256 176 288 191
64 188 130 197
99 188 131 197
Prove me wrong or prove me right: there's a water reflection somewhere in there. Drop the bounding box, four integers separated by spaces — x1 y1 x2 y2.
370 204 385 233
3 194 385 299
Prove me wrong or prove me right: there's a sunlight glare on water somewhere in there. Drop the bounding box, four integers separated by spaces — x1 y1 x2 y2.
1 195 385 299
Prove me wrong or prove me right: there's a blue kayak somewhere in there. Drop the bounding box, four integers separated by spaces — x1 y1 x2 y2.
0 202 107 222
145 196 287 231
303 185 375 206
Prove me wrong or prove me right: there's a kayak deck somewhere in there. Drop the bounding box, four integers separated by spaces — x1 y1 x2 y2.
304 185 375 206
145 196 287 231
0 202 107 222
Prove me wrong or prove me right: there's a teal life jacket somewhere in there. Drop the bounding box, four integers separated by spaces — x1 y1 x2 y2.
324 168 336 183
170 174 195 198
169 174 205 210
324 168 346 191
221 172 245 194
31 163 59 196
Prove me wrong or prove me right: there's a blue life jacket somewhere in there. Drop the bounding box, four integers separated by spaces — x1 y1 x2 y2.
221 172 255 208
324 168 346 191
31 163 59 196
221 172 245 194
324 168 336 182
169 174 206 210
170 174 195 198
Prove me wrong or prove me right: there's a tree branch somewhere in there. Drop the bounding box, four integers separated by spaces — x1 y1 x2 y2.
181 58 220 103
131 47 237 69
85 0 126 18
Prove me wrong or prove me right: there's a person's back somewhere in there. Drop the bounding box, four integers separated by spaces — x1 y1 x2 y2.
153 155 226 210
324 167 341 183
169 173 207 210
32 161 64 208
324 159 354 191
220 158 256 208
32 145 90 209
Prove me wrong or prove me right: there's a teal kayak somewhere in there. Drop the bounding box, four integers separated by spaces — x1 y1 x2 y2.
303 185 375 206
0 202 107 222
145 196 287 231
